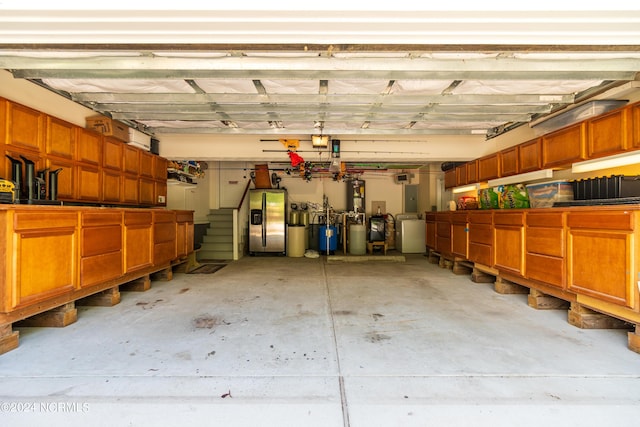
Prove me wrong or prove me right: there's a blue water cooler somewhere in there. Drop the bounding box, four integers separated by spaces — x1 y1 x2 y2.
319 225 337 253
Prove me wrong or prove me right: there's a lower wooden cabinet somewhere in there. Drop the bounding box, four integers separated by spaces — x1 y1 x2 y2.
153 210 177 266
525 211 565 288
435 212 452 255
467 211 492 266
424 213 436 250
124 210 153 273
567 211 637 308
493 212 525 276
451 211 469 259
80 211 123 287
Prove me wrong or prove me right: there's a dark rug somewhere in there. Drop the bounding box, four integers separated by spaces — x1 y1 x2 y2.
188 263 227 274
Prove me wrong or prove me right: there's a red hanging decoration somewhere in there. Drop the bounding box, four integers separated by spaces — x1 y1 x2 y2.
288 150 304 167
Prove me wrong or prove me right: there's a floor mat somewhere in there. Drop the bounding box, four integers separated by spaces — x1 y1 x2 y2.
187 263 227 274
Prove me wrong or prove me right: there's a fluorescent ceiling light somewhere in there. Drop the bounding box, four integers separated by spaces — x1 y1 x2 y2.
487 169 554 187
311 135 329 147
452 184 479 194
572 151 640 173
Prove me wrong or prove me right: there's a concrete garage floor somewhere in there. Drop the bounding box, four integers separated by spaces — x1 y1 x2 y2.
1 254 639 426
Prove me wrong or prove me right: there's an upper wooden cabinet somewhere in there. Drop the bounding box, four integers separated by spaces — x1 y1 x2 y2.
102 136 123 171
466 160 478 184
1 100 44 153
45 116 75 160
455 163 467 186
518 138 542 173
631 102 640 148
477 153 500 181
123 143 140 175
153 155 168 181
76 127 102 166
139 150 154 178
444 168 456 189
542 122 587 168
587 105 631 158
499 146 519 177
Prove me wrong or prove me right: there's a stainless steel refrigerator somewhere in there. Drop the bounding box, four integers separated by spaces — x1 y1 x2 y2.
249 189 287 255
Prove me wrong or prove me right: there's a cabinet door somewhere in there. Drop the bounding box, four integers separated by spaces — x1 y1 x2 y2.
153 156 168 180
542 122 587 168
3 101 44 152
493 212 524 276
477 153 500 181
45 116 76 160
102 169 122 202
587 106 631 158
122 174 139 204
153 210 177 265
155 179 167 206
455 164 467 186
466 160 478 184
76 128 102 166
451 213 469 258
103 136 123 171
124 210 153 272
76 165 101 201
435 213 452 254
139 178 155 205
6 210 77 311
123 144 140 175
499 146 519 177
518 138 542 173
567 211 636 308
45 158 74 201
444 169 456 189
139 151 154 178
632 102 640 148
424 213 436 249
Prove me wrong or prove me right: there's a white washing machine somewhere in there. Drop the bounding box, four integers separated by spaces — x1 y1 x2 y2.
395 213 426 254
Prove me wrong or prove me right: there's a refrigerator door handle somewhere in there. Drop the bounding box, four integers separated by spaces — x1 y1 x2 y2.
262 192 267 247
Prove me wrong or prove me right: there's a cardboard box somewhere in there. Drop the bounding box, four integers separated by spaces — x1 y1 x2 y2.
86 115 129 142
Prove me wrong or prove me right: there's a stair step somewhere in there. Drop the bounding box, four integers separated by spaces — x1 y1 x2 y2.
198 250 234 261
200 241 233 250
203 235 233 243
206 227 233 237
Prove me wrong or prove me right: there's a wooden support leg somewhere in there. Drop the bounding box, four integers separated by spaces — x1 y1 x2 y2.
77 286 121 307
471 267 495 284
452 259 473 276
121 275 152 292
17 302 77 328
527 289 570 310
438 256 453 270
568 303 632 329
427 250 440 264
494 276 529 294
152 266 173 282
0 324 19 355
628 325 640 354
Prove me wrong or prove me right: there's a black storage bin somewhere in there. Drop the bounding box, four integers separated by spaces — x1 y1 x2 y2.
619 176 640 198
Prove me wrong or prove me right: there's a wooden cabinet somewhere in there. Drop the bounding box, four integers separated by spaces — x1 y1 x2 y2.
155 180 167 206
466 160 478 184
175 210 194 258
76 165 101 201
467 211 493 266
102 136 123 171
455 163 468 186
587 106 631 158
122 174 139 204
632 102 640 148
45 116 75 160
124 210 153 273
477 153 500 181
525 211 565 288
153 210 177 266
139 151 154 178
567 211 637 308
45 158 74 201
424 212 436 250
451 211 469 259
518 138 542 173
80 211 123 287
542 122 587 168
76 128 103 166
1 100 44 153
139 178 155 205
435 212 452 255
499 146 519 177
123 143 140 175
153 155 168 181
1 210 78 312
444 168 456 189
493 211 525 276
102 169 122 202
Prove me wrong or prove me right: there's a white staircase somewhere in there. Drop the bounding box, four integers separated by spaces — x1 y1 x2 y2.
198 209 234 261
